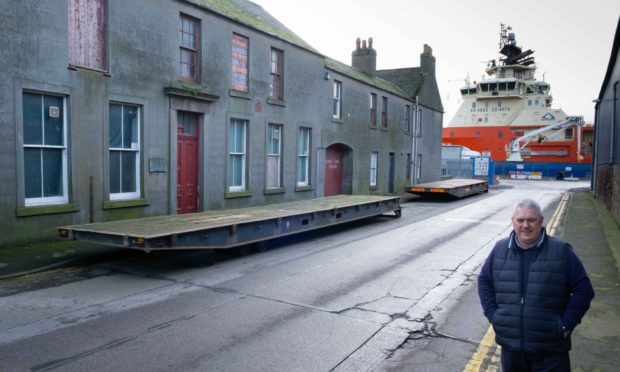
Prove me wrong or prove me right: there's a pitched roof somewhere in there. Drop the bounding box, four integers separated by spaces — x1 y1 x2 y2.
325 58 411 99
376 68 426 98
186 0 318 53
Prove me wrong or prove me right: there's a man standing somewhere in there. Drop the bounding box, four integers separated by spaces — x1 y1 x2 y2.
478 199 594 371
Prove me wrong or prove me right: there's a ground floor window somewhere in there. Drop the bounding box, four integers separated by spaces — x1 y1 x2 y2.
370 151 378 187
22 92 68 206
297 127 310 186
267 124 282 188
109 103 140 200
228 118 247 191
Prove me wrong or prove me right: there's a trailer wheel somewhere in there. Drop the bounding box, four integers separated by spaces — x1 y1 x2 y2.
395 209 402 218
235 244 253 256
253 241 269 252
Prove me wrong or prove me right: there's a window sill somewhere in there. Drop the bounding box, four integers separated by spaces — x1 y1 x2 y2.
229 89 252 100
225 190 251 199
332 117 344 124
16 203 78 217
68 64 110 76
295 185 313 192
264 187 285 195
369 186 378 191
267 98 286 107
103 198 149 210
164 81 220 102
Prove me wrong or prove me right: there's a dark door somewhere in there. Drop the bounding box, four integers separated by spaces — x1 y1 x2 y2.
325 145 344 196
388 152 395 193
177 112 199 214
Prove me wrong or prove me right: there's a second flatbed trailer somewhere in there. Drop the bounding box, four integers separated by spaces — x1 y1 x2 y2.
405 179 488 198
58 195 401 252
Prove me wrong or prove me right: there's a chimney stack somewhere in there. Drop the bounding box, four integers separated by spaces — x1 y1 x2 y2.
352 37 377 77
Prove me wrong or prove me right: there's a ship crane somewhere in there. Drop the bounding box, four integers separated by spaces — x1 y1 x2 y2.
506 116 585 161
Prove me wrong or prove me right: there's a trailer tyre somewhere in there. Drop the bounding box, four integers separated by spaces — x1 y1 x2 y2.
395 209 402 218
235 245 253 256
253 241 269 252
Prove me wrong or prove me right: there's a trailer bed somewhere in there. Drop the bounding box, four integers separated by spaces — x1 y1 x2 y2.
405 179 488 198
58 195 401 251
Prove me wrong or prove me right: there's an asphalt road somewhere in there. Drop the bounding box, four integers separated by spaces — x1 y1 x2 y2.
0 180 589 371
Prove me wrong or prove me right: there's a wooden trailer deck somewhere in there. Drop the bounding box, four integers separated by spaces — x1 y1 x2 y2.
405 179 488 198
58 195 401 251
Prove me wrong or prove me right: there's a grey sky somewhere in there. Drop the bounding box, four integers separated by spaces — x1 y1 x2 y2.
254 0 618 124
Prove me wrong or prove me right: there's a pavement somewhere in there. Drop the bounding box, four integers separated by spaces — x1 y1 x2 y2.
1 189 619 370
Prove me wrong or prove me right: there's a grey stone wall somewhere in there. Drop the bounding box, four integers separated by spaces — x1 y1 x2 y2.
0 0 443 246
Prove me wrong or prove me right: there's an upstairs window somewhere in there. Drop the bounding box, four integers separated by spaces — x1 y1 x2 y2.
381 96 388 128
333 81 342 119
370 93 377 127
232 33 249 92
405 104 411 133
179 14 200 82
68 0 107 71
270 48 284 100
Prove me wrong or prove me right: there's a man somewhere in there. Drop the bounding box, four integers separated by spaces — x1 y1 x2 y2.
478 199 594 371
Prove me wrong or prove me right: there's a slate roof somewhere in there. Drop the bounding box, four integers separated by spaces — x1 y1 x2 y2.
186 0 318 53
325 58 411 99
187 0 436 104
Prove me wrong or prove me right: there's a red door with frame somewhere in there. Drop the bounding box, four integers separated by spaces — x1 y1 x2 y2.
325 145 343 196
177 112 199 214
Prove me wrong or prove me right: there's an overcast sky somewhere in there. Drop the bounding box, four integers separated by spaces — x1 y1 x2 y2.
253 0 618 124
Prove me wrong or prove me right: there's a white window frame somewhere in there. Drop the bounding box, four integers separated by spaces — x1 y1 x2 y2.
416 154 422 181
297 127 310 187
228 119 247 192
266 124 282 188
23 93 68 207
109 103 141 201
370 151 378 187
333 81 342 119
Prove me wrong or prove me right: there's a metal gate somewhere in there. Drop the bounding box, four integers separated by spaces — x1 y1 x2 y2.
441 158 474 179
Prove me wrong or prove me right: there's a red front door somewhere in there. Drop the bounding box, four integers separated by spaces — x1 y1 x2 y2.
325 145 343 196
177 112 199 214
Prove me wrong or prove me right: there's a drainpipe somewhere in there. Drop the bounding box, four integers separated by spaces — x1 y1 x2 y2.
612 81 618 164
592 99 600 193
410 97 419 185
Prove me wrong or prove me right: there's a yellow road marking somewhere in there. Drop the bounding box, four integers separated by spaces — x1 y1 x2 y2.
463 326 496 371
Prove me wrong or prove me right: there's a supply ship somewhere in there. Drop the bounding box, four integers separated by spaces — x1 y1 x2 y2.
442 24 593 163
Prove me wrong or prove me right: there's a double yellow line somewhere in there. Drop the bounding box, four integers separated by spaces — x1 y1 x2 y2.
463 193 571 372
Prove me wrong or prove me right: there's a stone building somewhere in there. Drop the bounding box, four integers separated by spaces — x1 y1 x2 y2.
0 0 442 246
594 16 620 223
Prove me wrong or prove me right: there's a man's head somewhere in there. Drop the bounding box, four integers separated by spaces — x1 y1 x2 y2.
512 199 544 248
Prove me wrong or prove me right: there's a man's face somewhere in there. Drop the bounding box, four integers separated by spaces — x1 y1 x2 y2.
512 207 543 248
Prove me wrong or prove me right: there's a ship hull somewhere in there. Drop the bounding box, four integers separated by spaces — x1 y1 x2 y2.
442 125 593 163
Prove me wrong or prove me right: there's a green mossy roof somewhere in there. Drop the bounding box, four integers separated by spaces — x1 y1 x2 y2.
186 0 318 53
325 58 411 99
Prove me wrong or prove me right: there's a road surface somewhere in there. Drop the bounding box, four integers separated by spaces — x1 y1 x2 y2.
0 180 589 371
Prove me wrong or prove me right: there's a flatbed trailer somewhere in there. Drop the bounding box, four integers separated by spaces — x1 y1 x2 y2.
58 195 401 252
405 179 488 198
